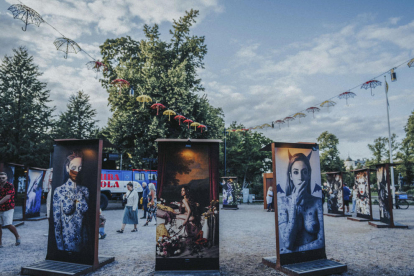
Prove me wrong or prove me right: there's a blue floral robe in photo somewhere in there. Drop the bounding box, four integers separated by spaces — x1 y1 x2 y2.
53 180 89 252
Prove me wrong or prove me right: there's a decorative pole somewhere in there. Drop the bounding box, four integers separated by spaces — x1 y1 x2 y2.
223 127 227 176
384 75 396 207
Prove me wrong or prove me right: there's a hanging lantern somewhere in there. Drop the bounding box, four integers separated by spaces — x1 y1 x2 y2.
390 68 397 82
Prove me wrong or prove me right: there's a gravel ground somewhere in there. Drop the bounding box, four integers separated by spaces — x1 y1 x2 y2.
1 202 414 276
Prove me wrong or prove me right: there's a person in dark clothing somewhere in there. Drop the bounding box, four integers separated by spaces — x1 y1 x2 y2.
342 183 351 214
141 182 149 219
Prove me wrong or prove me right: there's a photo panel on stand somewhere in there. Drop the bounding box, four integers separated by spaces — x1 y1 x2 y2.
376 165 392 225
25 168 45 218
326 173 343 215
274 144 326 265
156 140 219 271
46 140 102 266
355 170 371 219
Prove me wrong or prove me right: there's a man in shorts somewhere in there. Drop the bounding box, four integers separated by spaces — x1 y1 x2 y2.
0 172 21 247
342 183 351 214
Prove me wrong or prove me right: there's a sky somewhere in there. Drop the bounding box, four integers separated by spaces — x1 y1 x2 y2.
1 0 414 161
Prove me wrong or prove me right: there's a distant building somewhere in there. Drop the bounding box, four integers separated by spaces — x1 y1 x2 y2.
344 155 366 170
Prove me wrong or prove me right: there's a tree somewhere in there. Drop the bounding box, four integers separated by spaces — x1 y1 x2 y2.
54 91 99 139
396 111 414 187
317 131 344 173
223 122 273 190
0 47 54 167
367 134 399 164
99 10 224 168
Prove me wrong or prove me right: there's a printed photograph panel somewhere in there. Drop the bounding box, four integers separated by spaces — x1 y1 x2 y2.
326 173 343 214
47 140 100 265
275 147 325 255
377 166 391 224
355 171 371 219
156 144 219 261
26 169 44 218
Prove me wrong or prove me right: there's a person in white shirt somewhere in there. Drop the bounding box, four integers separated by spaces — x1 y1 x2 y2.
266 186 274 212
351 185 358 213
117 183 139 233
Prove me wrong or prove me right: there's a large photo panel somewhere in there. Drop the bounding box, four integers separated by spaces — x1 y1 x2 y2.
355 170 371 219
274 144 325 265
376 165 392 225
46 139 102 266
156 140 220 271
25 168 45 218
326 173 343 215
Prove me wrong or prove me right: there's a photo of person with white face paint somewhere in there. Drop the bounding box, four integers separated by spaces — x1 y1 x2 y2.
52 150 89 252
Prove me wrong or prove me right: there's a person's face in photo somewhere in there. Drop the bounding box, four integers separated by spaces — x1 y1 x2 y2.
290 160 310 189
67 157 82 182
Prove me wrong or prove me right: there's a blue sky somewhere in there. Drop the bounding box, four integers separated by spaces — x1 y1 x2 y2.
1 0 414 160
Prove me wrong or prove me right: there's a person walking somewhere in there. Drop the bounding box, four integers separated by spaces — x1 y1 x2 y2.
351 185 358 213
343 183 351 214
0 172 21 247
117 182 139 233
266 186 273 212
143 183 157 226
140 182 149 219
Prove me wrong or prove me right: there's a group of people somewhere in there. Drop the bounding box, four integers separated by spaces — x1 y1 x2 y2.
322 182 363 214
116 182 157 234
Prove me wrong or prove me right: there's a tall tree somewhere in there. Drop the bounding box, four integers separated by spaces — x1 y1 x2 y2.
367 134 399 164
99 10 224 168
396 111 414 187
0 47 54 167
223 122 272 187
317 131 344 172
54 91 99 139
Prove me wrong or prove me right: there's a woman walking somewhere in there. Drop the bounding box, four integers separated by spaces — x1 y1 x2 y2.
117 182 139 233
351 185 358 213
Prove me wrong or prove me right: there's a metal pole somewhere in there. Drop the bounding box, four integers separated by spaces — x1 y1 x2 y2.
120 152 123 171
384 75 396 207
224 127 227 176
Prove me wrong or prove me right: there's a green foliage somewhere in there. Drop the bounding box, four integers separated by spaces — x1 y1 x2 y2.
317 131 344 173
367 134 399 164
0 47 54 167
99 10 224 168
53 91 99 139
396 111 414 187
222 122 273 188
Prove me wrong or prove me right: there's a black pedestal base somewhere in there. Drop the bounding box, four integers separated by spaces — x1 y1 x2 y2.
262 257 347 276
21 256 115 276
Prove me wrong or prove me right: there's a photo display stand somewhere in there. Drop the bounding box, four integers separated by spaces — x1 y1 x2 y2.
261 142 347 276
347 168 375 222
368 163 408 229
155 139 221 272
221 176 239 210
324 171 351 217
21 139 114 276
23 167 48 221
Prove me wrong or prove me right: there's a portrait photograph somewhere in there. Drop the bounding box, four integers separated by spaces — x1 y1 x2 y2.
377 166 391 224
46 140 101 266
275 147 325 255
25 168 45 218
156 144 219 260
326 173 343 214
355 171 371 219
